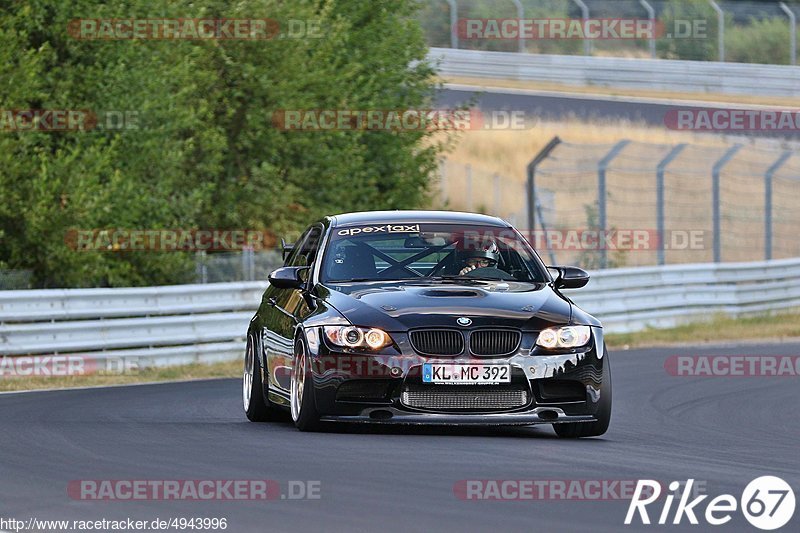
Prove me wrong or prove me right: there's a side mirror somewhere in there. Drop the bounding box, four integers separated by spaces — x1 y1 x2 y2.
268 266 308 290
547 266 590 289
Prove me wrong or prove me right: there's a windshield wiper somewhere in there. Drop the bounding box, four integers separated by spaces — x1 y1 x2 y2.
426 275 494 282
329 277 425 283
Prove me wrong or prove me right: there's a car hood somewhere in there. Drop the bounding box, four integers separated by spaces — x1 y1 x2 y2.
318 280 594 331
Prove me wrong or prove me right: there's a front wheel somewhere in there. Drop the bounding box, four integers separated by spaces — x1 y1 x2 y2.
554 353 612 438
290 337 322 431
243 333 278 422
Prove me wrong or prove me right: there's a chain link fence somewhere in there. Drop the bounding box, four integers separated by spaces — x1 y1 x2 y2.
0 269 33 290
419 0 800 64
436 138 800 269
194 250 283 284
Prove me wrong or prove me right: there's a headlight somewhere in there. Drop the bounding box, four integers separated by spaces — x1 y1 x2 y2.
536 326 591 349
323 326 392 350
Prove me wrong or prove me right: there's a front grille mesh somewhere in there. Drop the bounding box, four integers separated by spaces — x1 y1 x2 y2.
401 384 529 410
470 330 521 356
409 329 464 356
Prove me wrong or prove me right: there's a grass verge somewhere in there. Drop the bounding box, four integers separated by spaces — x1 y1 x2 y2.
0 359 240 393
605 313 800 350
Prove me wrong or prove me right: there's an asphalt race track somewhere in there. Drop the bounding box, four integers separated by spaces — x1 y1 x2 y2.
437 86 800 140
1 342 798 532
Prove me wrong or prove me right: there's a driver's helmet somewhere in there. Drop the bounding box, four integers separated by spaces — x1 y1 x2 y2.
459 239 500 268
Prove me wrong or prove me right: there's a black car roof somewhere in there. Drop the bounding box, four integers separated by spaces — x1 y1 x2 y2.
329 210 510 228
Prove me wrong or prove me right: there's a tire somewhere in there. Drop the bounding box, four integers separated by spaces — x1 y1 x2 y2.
243 333 278 422
554 351 612 438
290 337 322 431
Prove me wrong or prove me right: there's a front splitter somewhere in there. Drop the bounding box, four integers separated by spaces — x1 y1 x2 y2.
320 407 596 426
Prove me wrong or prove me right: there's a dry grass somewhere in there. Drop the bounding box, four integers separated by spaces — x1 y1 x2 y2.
0 359 240 392
437 118 730 180
442 75 800 108
606 312 800 349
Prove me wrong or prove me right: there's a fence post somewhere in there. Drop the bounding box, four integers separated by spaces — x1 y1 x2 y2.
493 173 501 216
780 2 797 65
526 137 561 233
511 0 525 53
446 0 458 49
712 144 742 263
571 0 591 56
709 0 725 62
196 251 207 284
597 140 631 269
764 150 793 260
439 158 448 206
656 144 687 265
465 164 473 211
639 0 657 59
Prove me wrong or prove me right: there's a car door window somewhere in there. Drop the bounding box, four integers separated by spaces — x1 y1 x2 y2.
284 228 312 267
287 225 323 284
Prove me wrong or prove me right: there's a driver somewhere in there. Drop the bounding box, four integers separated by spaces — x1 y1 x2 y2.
458 240 500 276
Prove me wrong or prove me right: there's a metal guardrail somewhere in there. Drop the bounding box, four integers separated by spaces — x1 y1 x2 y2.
429 47 800 97
1 258 798 367
575 258 800 332
0 282 267 364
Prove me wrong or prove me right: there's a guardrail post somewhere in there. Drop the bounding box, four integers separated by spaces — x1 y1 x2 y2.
511 0 525 52
709 0 725 62
526 137 561 264
764 151 792 260
780 2 797 65
571 0 592 56
639 0 657 59
712 144 742 263
656 143 687 265
597 140 630 269
446 0 458 49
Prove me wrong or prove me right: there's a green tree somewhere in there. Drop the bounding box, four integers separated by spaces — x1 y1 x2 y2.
0 0 443 287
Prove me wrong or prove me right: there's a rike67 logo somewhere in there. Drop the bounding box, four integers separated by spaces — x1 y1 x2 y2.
626 477 795 530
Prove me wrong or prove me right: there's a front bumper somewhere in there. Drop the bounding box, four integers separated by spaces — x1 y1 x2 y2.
321 407 596 426
307 326 608 426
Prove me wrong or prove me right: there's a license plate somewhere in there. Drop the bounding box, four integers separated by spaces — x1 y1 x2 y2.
422 363 511 384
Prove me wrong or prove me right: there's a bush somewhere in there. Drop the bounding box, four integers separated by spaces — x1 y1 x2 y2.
726 16 793 65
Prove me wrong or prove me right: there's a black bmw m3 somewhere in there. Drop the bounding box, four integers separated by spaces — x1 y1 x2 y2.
243 210 611 438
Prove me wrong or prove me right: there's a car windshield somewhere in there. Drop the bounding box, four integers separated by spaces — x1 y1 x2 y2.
320 223 548 283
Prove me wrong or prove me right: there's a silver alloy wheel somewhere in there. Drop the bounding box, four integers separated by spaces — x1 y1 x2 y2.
290 346 306 422
243 340 253 411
